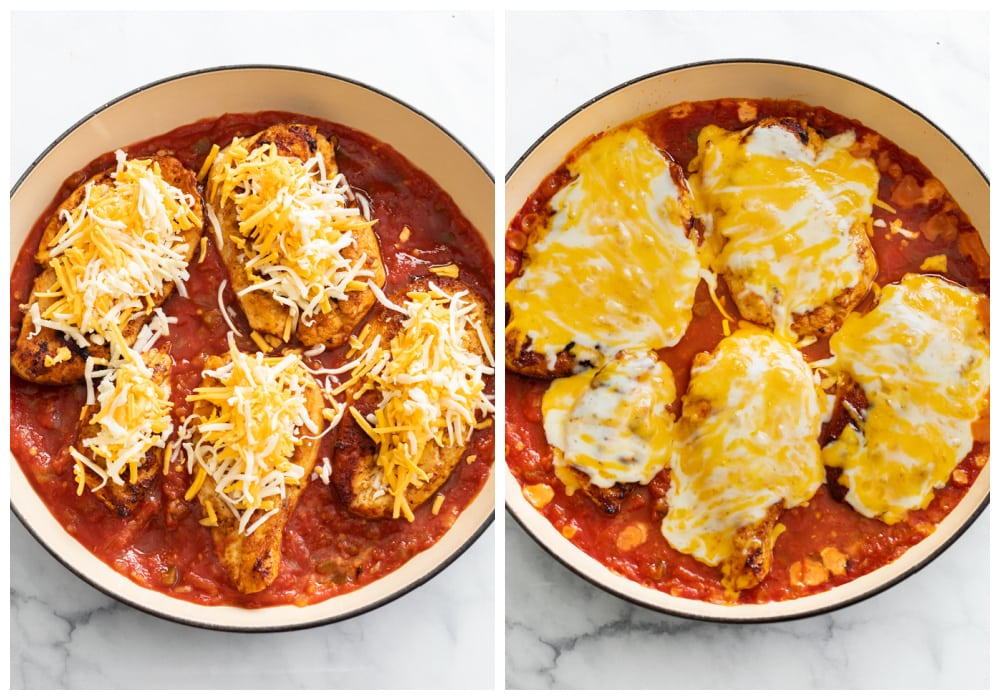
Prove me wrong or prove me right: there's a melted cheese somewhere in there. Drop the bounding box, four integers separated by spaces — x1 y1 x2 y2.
505 127 702 370
689 122 879 339
662 328 825 566
821 274 990 524
184 336 320 535
542 349 675 489
206 138 376 338
345 282 494 521
28 151 200 348
70 346 173 495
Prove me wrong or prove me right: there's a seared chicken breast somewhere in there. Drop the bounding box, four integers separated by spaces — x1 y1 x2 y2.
74 346 173 517
189 350 324 594
719 502 783 593
12 155 202 384
689 117 879 340
332 276 494 520
206 123 386 350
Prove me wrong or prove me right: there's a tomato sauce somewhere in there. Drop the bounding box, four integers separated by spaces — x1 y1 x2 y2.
10 111 494 608
505 98 989 605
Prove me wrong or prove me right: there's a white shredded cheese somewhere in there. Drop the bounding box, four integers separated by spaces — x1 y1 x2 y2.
206 138 378 334
29 152 200 348
347 282 494 521
182 334 321 535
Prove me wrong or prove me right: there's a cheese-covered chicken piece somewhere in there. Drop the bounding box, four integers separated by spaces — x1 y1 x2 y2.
542 349 676 503
332 277 494 521
689 117 879 340
13 153 202 384
70 346 174 517
206 123 386 349
822 273 990 524
184 338 324 594
663 328 826 596
506 127 701 377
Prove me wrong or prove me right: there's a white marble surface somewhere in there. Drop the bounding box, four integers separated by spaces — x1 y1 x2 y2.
8 9 495 690
504 10 990 690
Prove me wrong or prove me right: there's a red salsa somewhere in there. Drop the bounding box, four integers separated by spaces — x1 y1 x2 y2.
10 111 494 608
505 98 989 605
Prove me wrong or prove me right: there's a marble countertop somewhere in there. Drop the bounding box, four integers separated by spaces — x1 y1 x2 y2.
504 10 989 690
9 10 495 690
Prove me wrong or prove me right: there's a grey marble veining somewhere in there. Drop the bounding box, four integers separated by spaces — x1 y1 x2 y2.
11 513 494 690
505 514 988 690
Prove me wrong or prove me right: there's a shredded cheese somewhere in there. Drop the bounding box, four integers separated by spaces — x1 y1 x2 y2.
432 493 446 516
348 282 495 521
430 263 460 278
132 307 176 354
196 143 220 182
28 151 200 348
700 268 735 323
920 254 948 273
311 456 334 485
185 466 208 501
250 330 273 353
162 441 173 476
183 335 320 535
199 499 219 527
44 346 72 367
890 218 919 239
216 279 243 337
206 138 378 334
70 344 174 494
874 198 897 214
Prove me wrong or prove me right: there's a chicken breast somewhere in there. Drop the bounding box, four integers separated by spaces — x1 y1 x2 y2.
719 502 783 594
821 273 990 525
505 333 581 379
12 155 202 384
540 348 676 514
334 390 470 519
505 127 702 378
75 346 173 517
661 329 825 598
332 276 494 520
578 474 636 516
689 117 880 340
723 223 876 338
207 123 386 350
191 352 324 595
